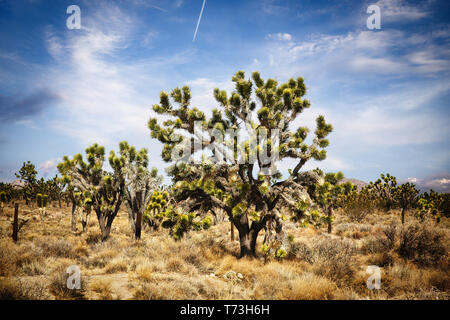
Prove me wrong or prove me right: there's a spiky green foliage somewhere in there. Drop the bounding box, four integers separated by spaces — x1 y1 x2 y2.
0 191 7 204
15 161 37 205
143 189 170 229
367 173 398 211
0 191 7 214
57 143 124 241
148 71 333 257
339 186 377 222
394 182 419 224
313 170 355 233
160 207 212 241
36 193 48 220
45 175 66 209
110 141 162 239
36 193 48 208
143 189 212 240
0 183 15 202
416 190 447 223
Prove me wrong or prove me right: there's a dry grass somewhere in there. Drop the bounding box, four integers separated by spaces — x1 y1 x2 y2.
0 201 448 300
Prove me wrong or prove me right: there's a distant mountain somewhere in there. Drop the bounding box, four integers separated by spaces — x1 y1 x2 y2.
405 174 450 194
338 178 368 190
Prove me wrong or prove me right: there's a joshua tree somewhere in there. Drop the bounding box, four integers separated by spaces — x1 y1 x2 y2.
143 189 169 230
11 203 28 242
394 182 419 224
0 191 7 215
416 190 445 223
368 173 397 211
15 161 37 206
36 193 49 220
109 141 162 240
315 171 355 233
58 144 124 241
339 186 376 222
148 71 333 257
47 175 66 209
79 191 93 233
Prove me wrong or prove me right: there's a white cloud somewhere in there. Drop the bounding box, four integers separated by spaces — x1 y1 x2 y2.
374 0 429 22
266 33 292 41
39 158 61 176
41 4 192 153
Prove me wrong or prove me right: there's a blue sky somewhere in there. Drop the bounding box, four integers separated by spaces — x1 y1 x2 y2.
0 0 449 191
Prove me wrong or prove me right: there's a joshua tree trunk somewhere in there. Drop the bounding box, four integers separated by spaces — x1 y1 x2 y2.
237 227 259 258
401 208 406 224
135 210 143 240
71 201 77 232
12 203 19 242
327 206 333 234
230 221 235 241
96 209 118 241
81 207 91 233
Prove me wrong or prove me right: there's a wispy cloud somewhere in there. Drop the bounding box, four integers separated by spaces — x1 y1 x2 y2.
38 158 61 177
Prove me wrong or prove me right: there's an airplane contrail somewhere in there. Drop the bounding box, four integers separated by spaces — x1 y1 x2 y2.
192 0 206 42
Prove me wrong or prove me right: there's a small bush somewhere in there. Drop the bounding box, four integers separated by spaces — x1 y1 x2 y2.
0 279 48 300
396 224 447 267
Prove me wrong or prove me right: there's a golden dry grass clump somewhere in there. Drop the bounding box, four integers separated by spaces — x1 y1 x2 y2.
0 202 448 300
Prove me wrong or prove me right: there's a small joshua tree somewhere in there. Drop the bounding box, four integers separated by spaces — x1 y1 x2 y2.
143 189 170 230
416 190 444 223
109 141 162 240
15 161 37 206
79 192 93 233
58 144 124 241
47 175 66 209
315 170 355 233
0 191 7 215
368 173 397 211
36 193 49 220
148 71 333 257
394 182 419 224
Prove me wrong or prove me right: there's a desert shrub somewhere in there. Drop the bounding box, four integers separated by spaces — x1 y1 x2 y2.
37 239 75 258
367 252 394 267
104 259 128 274
313 237 356 261
0 279 49 300
382 224 397 249
361 235 391 254
288 240 314 263
311 237 357 284
396 224 447 267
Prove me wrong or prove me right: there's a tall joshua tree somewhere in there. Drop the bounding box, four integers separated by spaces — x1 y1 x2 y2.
148 71 333 257
15 161 37 206
58 144 124 241
109 141 162 239
394 182 419 224
368 173 397 211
